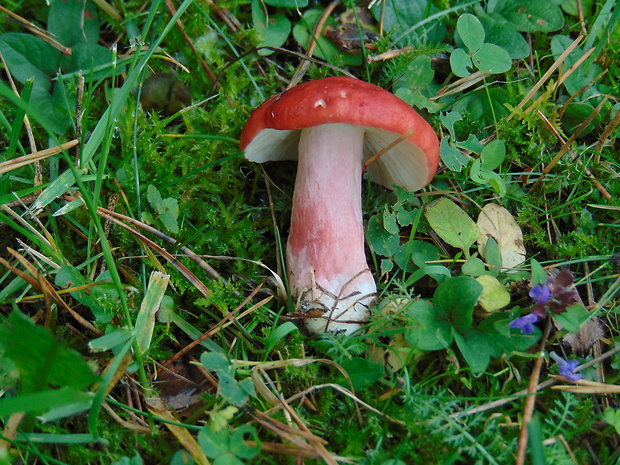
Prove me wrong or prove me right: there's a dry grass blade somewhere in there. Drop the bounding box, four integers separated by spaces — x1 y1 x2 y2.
257 367 340 465
95 203 229 289
0 140 79 175
529 97 608 193
0 248 102 335
551 377 620 394
534 109 612 200
96 209 214 299
248 440 355 462
507 35 584 122
433 70 489 100
158 284 270 372
0 5 72 55
288 0 340 89
147 397 211 465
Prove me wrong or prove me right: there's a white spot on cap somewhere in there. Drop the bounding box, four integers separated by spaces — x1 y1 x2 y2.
340 91 347 98
314 99 327 108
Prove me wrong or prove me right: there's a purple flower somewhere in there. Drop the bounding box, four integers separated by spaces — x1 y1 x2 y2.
529 284 551 303
509 313 539 334
550 352 582 382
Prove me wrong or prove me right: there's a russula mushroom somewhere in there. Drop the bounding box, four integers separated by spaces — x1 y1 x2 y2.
240 76 439 334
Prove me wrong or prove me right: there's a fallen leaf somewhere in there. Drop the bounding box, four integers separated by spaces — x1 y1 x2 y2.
476 204 526 271
476 275 511 311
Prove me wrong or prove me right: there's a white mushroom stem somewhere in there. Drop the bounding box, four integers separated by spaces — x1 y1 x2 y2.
286 123 377 334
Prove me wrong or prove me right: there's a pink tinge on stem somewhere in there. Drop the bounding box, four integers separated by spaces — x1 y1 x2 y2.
286 124 376 334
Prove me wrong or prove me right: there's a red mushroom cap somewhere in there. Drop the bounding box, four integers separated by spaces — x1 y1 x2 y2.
240 76 439 191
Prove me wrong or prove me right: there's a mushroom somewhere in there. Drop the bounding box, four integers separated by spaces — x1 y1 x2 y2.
240 76 439 334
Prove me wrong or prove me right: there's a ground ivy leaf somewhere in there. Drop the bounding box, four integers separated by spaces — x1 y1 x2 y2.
340 357 383 391
425 198 480 254
553 304 591 333
433 276 482 333
404 300 453 351
454 330 491 373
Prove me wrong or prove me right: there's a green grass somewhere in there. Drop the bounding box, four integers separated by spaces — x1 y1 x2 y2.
1 0 620 464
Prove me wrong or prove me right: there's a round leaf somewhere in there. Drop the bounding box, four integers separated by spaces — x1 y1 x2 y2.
472 43 512 74
457 14 485 52
449 47 474 78
405 300 453 351
433 276 482 334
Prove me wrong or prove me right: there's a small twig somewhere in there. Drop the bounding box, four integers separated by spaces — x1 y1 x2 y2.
515 319 551 465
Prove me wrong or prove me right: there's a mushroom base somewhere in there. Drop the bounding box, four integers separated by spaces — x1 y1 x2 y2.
293 268 376 334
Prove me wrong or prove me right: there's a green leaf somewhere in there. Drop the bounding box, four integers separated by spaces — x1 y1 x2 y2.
478 11 530 59
48 0 102 47
135 272 170 356
0 387 93 416
424 198 480 255
265 322 299 353
0 33 60 86
472 43 512 74
252 0 292 56
449 47 474 78
0 311 99 392
483 237 503 274
553 304 591 333
340 357 383 391
457 14 485 52
454 330 491 373
55 266 112 323
200 352 255 406
433 276 482 333
439 136 469 172
367 213 400 257
462 256 488 277
531 259 546 285
404 300 453 351
198 427 230 459
496 0 564 33
383 205 400 235
603 408 620 435
160 211 179 234
370 0 446 44
89 328 134 352
147 184 163 208
229 425 261 459
480 139 506 170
